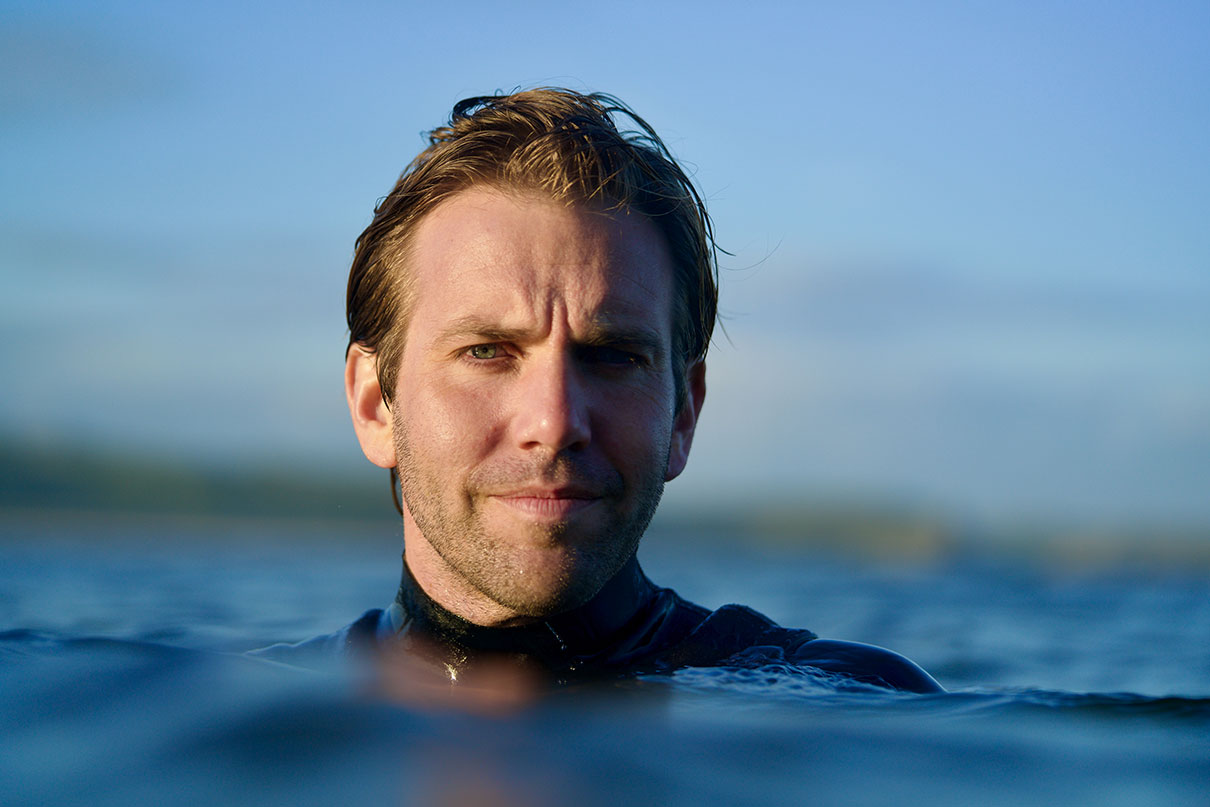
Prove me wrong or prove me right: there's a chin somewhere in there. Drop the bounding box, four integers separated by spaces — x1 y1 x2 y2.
485 549 615 619
491 574 593 619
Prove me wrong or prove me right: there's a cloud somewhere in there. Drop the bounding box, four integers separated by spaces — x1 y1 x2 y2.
688 258 1210 523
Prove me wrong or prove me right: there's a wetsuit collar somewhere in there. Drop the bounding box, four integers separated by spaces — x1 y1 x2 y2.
388 555 657 667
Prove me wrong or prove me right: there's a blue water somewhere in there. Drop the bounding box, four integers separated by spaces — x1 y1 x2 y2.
3 519 1209 805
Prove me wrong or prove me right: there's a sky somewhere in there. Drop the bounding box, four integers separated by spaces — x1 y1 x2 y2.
2 0 1208 527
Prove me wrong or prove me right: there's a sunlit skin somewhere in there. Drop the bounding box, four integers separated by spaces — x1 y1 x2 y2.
346 188 706 627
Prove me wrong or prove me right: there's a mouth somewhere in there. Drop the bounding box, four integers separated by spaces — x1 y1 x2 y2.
489 487 602 521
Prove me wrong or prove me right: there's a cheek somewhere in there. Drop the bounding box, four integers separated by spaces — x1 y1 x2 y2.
410 376 506 461
601 385 676 454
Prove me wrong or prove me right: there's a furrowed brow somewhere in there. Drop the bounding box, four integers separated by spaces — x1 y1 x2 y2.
434 316 532 345
433 314 667 359
581 324 666 359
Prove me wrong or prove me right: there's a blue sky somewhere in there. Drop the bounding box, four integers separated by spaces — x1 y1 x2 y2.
2 1 1208 526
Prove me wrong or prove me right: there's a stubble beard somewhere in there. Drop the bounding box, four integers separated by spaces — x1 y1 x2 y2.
393 414 668 619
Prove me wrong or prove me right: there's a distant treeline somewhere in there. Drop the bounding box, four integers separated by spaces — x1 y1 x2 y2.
3 439 1208 568
0 440 396 522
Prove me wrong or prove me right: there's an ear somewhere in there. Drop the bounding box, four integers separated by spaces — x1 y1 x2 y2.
665 360 706 482
345 346 396 469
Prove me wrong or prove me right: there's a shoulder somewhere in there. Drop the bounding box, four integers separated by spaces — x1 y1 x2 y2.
247 609 386 668
646 597 942 693
644 601 801 670
790 638 944 693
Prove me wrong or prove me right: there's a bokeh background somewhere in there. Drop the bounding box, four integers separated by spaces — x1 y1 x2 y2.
3 0 1208 561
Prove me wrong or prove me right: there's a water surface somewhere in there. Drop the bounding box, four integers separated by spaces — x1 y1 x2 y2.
3 519 1207 805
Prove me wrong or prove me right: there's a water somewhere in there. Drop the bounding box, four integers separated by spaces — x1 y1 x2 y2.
3 518 1209 805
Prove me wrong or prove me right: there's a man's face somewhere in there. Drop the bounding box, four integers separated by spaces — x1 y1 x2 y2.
382 187 701 624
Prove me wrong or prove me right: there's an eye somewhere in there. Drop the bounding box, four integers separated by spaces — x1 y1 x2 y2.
582 345 643 366
466 344 502 360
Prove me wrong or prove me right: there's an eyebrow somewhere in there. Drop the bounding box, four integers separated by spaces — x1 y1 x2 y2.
435 314 666 357
434 316 525 345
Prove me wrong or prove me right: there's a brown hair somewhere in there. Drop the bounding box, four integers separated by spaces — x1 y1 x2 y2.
347 87 719 398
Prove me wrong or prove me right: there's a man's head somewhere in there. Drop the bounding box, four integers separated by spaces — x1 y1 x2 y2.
346 88 718 412
344 89 716 626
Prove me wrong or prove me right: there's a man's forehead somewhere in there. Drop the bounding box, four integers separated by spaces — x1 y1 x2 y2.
404 187 676 336
410 187 666 263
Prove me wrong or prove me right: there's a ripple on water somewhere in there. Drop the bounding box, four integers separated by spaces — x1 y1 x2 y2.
2 632 1209 807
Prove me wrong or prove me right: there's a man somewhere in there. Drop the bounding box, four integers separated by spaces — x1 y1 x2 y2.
260 89 941 694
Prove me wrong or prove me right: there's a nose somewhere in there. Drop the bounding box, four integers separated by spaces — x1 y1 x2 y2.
512 351 591 454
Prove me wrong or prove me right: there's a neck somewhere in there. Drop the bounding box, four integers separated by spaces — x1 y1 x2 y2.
400 510 536 627
390 555 656 667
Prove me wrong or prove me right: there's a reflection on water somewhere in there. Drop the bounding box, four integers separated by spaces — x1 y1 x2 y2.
4 631 1208 807
2 520 1208 805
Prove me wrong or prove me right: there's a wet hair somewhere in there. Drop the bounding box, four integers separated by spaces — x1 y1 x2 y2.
347 87 718 396
345 88 720 510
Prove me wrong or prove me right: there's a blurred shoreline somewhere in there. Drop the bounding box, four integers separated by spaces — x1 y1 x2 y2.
4 439 1207 572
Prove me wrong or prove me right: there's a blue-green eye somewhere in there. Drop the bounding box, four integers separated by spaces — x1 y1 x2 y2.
467 344 500 360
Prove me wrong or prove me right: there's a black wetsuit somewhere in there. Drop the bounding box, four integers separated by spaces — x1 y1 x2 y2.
253 556 942 693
